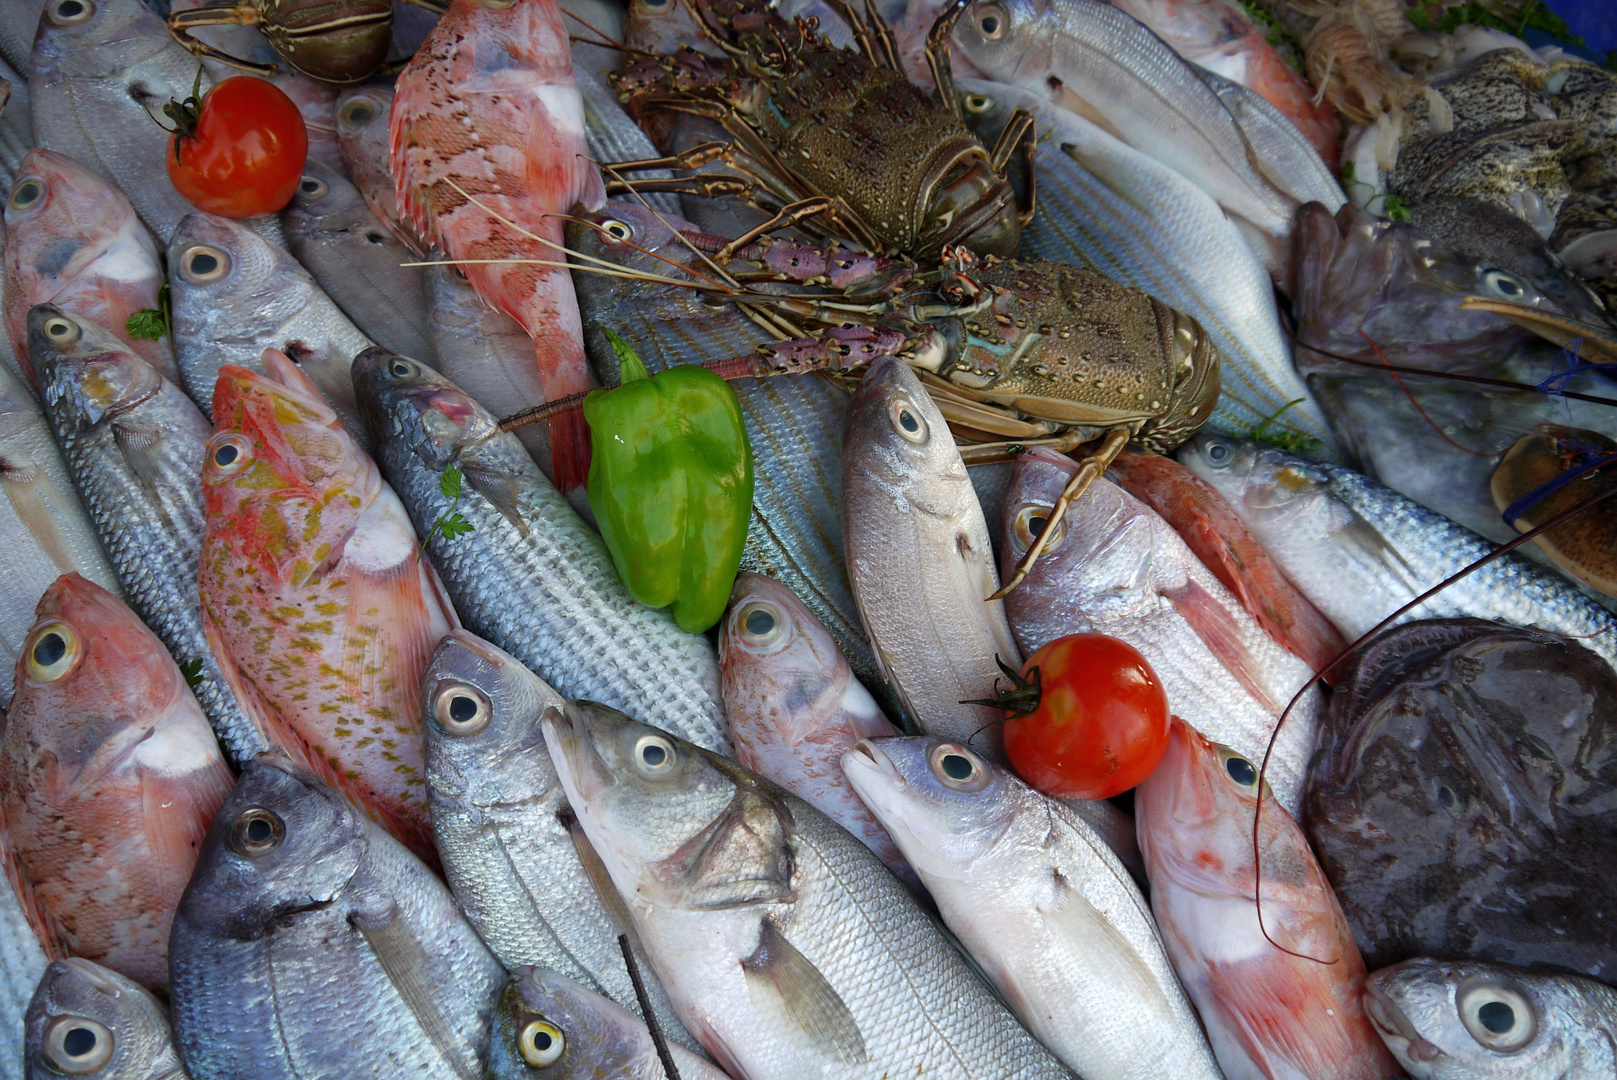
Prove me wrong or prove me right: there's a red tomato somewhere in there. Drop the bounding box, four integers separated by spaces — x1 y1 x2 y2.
166 77 308 218
1000 634 1170 800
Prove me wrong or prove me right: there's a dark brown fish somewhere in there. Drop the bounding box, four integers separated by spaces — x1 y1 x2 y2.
1490 424 1617 599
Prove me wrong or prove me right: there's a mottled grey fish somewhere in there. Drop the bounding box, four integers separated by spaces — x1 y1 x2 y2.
0 60 33 193
25 958 185 1080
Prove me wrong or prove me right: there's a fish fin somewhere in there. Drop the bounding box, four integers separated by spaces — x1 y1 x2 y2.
139 759 231 899
0 455 80 574
566 810 633 936
352 901 480 1080
200 608 281 760
1326 504 1424 595
0 808 65 961
1038 870 1169 1017
741 920 866 1066
1162 577 1281 713
1201 957 1362 1078
112 421 166 489
461 461 529 536
548 408 592 495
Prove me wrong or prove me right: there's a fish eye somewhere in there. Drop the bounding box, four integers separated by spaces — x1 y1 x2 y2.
963 93 993 114
973 1 1007 39
1482 269 1527 301
640 0 671 11
338 97 378 127
43 1016 113 1074
25 621 80 683
432 683 491 736
297 175 328 199
601 219 634 242
40 316 81 347
1011 504 1065 556
888 396 928 444
386 357 418 379
178 244 231 285
45 0 93 24
206 434 254 476
1218 747 1260 789
734 600 788 650
1458 979 1536 1052
632 733 677 778
1204 439 1232 466
229 806 286 857
929 743 990 791
518 1019 565 1066
7 177 44 212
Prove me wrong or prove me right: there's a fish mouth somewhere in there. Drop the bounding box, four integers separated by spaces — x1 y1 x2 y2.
53 957 122 994
1362 980 1443 1064
539 704 612 803
840 739 908 817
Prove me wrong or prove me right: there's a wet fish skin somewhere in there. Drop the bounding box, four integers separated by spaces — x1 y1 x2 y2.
1364 958 1617 1080
0 58 35 240
168 755 505 1080
24 958 185 1080
353 348 731 755
842 736 1222 1080
541 700 1076 1080
421 630 701 1051
718 572 915 889
0 573 233 990
0 0 44 75
30 305 262 766
334 85 423 251
842 357 1018 759
1 876 48 1080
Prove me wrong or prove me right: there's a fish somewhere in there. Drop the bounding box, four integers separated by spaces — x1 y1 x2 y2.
352 347 732 753
842 356 1019 758
1489 424 1617 599
541 699 1076 1080
273 72 344 176
1306 617 1617 980
30 304 264 766
0 0 44 74
1001 448 1322 812
842 735 1222 1080
1 877 48 1080
491 967 731 1080
1135 716 1400 1080
167 755 505 1080
421 629 703 1052
198 353 457 862
283 159 437 365
717 572 915 889
1192 65 1346 214
391 0 608 501
167 212 372 443
1107 450 1348 675
0 57 34 193
4 150 176 384
0 573 234 990
335 85 424 252
1364 957 1617 1080
28 0 203 243
1176 433 1617 672
24 958 185 1080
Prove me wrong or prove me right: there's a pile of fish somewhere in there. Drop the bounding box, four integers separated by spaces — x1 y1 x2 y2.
0 0 1615 1077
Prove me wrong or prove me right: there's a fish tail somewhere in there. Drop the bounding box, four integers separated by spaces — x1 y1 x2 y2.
549 406 592 494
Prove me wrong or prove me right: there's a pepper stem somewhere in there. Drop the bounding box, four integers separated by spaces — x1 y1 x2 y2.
960 654 1042 717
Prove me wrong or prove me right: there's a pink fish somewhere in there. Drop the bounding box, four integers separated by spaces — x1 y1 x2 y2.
0 573 233 990
391 0 606 499
3 150 177 385
198 350 457 863
1135 717 1398 1080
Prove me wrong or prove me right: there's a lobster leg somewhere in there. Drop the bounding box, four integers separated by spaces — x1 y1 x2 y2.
714 198 837 262
825 0 884 69
988 106 1038 226
864 0 903 72
926 0 972 118
167 6 281 76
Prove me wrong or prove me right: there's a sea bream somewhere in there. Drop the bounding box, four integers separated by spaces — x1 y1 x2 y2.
23 958 186 1080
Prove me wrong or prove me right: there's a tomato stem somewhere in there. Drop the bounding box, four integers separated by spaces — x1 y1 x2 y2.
161 66 208 164
960 654 1043 717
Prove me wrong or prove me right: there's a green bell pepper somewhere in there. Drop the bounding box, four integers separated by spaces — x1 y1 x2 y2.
584 332 754 634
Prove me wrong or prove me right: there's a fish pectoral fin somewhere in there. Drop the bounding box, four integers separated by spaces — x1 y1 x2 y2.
741 920 866 1066
461 460 529 536
351 901 480 1080
1039 871 1169 1017
112 420 166 489
1163 577 1281 713
1201 956 1360 1077
1327 504 1423 594
0 818 65 961
0 455 78 573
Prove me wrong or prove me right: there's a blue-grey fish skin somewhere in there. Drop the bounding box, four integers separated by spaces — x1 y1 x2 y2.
25 959 185 1080
0 58 33 194
30 305 265 765
169 756 504 1080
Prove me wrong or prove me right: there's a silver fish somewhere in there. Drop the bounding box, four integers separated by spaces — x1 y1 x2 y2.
542 700 1076 1080
29 0 203 243
0 59 34 193
168 755 505 1080
352 348 732 755
334 85 420 250
843 356 1021 760
1364 958 1617 1080
30 304 264 766
422 629 701 1051
843 736 1222 1080
1194 65 1345 212
283 159 436 365
167 212 370 440
2 880 48 1080
1178 433 1617 670
24 958 185 1080
0 0 44 74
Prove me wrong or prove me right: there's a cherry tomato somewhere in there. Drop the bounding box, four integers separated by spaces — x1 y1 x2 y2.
166 77 308 218
998 633 1170 800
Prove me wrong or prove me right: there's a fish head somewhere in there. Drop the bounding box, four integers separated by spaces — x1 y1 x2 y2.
840 736 1016 876
491 967 643 1079
203 353 378 586
566 201 694 267
1363 959 1573 1079
169 212 309 345
718 573 852 741
949 0 1046 86
1177 433 1331 535
5 149 139 292
624 0 722 57
23 958 176 1080
422 631 559 808
542 700 796 911
352 346 495 473
176 754 367 941
284 158 372 234
29 0 171 78
336 85 393 150
29 306 162 431
844 357 971 518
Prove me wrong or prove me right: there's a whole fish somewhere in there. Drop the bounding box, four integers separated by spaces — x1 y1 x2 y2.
842 735 1222 1080
391 0 608 501
492 967 730 1080
4 150 175 383
24 958 186 1080
352 348 731 752
167 212 372 441
542 700 1075 1080
0 573 233 989
335 85 424 252
28 0 202 242
1364 958 1617 1080
30 305 262 766
168 755 505 1080
1135 716 1399 1080
842 356 1019 758
717 572 914 889
1107 450 1347 675
273 72 343 175
1177 433 1617 671
1002 448 1322 811
421 629 702 1051
199 354 457 862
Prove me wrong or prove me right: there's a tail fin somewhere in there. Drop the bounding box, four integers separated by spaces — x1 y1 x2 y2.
549 406 593 495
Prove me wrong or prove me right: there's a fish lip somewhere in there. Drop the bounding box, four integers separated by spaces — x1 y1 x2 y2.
840 738 908 815
540 704 611 801
1363 980 1444 1064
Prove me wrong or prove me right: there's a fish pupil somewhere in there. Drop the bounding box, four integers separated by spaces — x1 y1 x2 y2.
246 818 273 844
61 1027 96 1058
980 13 998 32
190 253 219 276
13 181 40 205
1028 515 1048 539
1438 785 1455 808
532 1031 552 1050
1225 756 1257 786
214 444 239 467
1478 1001 1515 1033
390 361 411 377
745 609 775 636
942 754 973 781
57 0 83 14
32 633 65 667
899 409 919 433
642 744 667 767
448 695 478 723
1208 443 1228 463
348 104 374 124
300 179 320 194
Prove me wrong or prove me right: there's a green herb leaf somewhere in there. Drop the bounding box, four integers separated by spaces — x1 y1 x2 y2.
604 328 651 383
439 512 474 539
422 465 474 550
178 657 204 689
126 309 167 340
439 463 463 500
1245 398 1323 455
